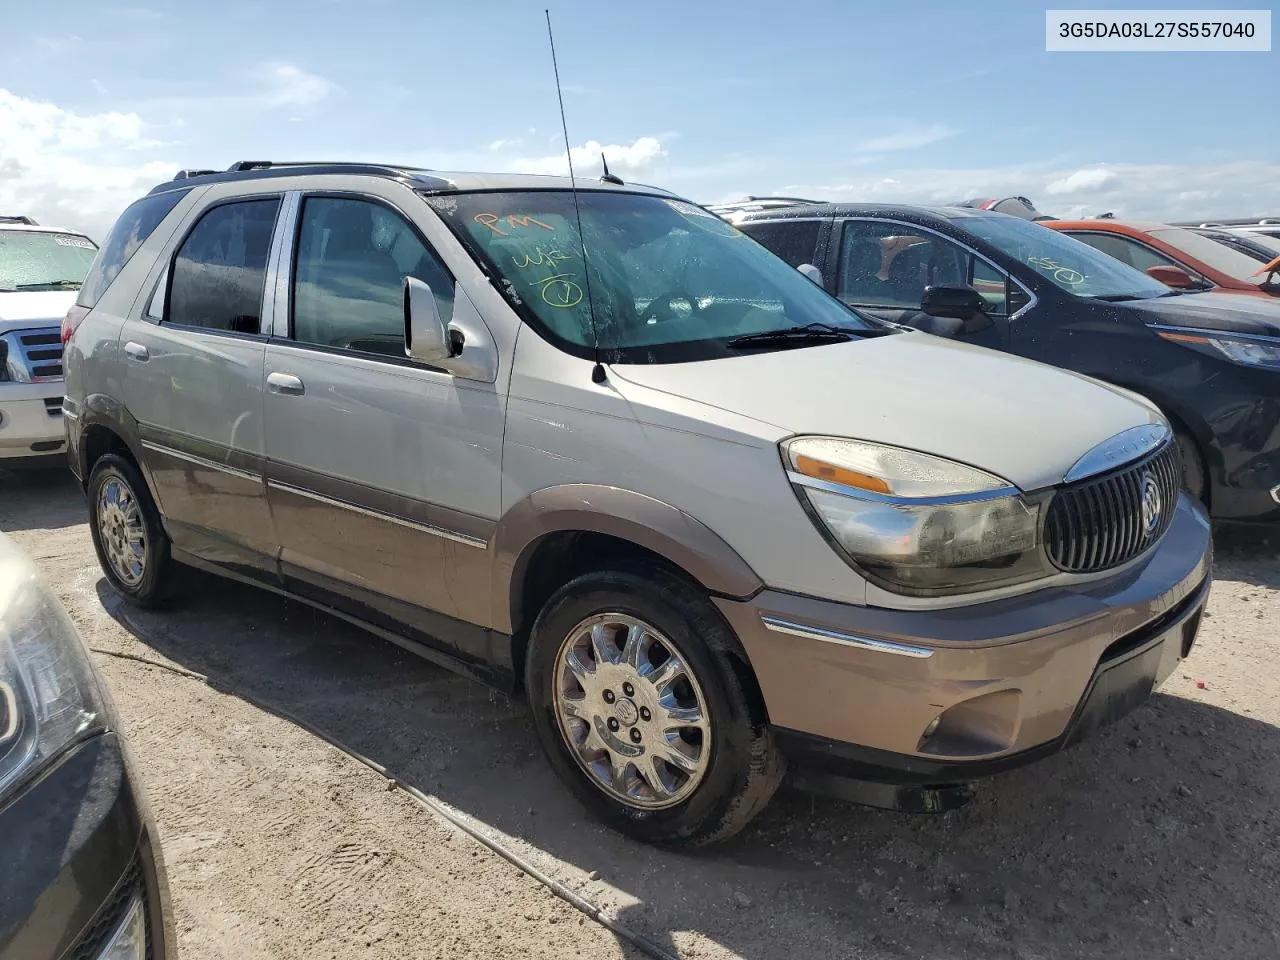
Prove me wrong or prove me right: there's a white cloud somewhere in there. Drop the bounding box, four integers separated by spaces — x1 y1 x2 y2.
1044 167 1121 196
512 136 666 177
779 160 1280 222
854 124 956 153
488 138 520 151
258 63 335 108
0 89 177 241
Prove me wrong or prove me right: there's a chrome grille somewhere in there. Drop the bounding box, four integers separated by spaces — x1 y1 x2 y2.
1044 440 1181 573
0 326 65 381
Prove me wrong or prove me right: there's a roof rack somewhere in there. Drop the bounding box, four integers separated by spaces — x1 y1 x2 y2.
704 195 820 209
225 160 429 173
154 160 450 196
0 215 39 226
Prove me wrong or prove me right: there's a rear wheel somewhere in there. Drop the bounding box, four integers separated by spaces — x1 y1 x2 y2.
88 454 177 607
526 564 783 847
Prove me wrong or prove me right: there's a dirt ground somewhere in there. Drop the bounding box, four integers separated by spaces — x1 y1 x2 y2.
3 468 1278 960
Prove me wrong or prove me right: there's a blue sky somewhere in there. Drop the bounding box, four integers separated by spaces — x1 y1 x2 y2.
2 0 1277 239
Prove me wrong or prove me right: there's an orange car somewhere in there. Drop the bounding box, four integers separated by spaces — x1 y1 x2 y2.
1046 218 1280 299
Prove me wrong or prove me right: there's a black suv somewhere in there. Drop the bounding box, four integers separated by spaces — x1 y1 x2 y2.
739 203 1280 523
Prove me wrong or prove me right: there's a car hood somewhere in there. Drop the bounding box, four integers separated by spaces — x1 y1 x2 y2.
0 290 77 333
1119 290 1280 336
609 332 1164 492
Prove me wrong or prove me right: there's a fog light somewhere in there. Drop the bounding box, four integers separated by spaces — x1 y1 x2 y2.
97 896 146 960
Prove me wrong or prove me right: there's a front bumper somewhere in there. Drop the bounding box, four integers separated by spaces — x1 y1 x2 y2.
0 733 174 960
0 386 66 463
717 494 1212 785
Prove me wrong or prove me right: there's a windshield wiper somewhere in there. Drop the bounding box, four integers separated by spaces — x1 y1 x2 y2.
729 322 885 349
1091 294 1147 302
16 279 82 290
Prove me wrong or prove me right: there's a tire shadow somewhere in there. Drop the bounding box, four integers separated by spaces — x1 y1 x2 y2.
94 567 1280 960
1213 522 1279 589
0 466 84 532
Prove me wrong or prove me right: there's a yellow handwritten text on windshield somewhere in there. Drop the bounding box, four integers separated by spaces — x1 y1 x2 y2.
474 213 556 237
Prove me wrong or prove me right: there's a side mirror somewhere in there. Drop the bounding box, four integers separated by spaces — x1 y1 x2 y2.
404 277 454 363
1146 265 1196 289
797 263 823 285
921 285 986 320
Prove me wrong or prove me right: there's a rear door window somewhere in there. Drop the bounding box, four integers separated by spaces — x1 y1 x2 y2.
77 189 189 308
167 199 281 334
738 220 821 268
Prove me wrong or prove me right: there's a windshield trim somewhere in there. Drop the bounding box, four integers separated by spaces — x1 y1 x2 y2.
423 188 889 364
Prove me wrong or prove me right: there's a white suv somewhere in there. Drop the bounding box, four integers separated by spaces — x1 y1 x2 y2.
0 216 98 469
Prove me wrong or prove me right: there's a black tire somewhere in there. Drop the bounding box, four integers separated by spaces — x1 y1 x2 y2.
1174 428 1208 506
526 563 784 847
88 453 177 607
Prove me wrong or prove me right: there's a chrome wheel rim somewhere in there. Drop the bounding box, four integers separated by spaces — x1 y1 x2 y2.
553 613 712 810
98 476 147 587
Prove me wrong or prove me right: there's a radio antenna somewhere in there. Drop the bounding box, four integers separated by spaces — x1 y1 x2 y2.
545 8 606 382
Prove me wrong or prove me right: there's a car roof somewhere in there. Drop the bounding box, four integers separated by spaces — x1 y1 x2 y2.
145 161 680 199
1047 219 1175 234
737 202 992 225
0 217 90 237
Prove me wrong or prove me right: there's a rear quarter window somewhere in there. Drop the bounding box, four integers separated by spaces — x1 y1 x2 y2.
738 220 822 268
77 188 190 308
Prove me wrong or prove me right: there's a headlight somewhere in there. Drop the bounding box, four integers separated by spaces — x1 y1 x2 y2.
783 437 1050 595
1153 326 1280 370
99 896 148 960
0 537 107 800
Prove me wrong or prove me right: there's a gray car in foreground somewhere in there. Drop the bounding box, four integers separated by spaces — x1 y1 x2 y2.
0 532 174 960
62 161 1210 845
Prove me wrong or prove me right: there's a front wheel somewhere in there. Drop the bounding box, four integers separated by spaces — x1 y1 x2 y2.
88 454 177 607
526 564 783 847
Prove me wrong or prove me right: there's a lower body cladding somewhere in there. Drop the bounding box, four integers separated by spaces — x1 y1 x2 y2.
0 385 67 467
0 733 173 960
716 496 1212 810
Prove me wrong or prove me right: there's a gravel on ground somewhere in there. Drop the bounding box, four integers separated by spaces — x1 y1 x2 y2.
3 469 1277 960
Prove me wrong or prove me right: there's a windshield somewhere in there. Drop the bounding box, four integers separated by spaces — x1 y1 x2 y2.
0 230 98 292
427 190 882 363
960 214 1170 300
1150 227 1273 284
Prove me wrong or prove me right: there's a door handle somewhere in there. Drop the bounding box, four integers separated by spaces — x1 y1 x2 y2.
124 341 149 361
267 372 305 396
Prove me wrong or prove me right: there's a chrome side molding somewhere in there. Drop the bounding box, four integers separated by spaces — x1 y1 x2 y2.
760 616 935 659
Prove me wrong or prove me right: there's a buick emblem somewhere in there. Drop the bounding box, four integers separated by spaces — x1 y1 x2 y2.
1140 473 1162 538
